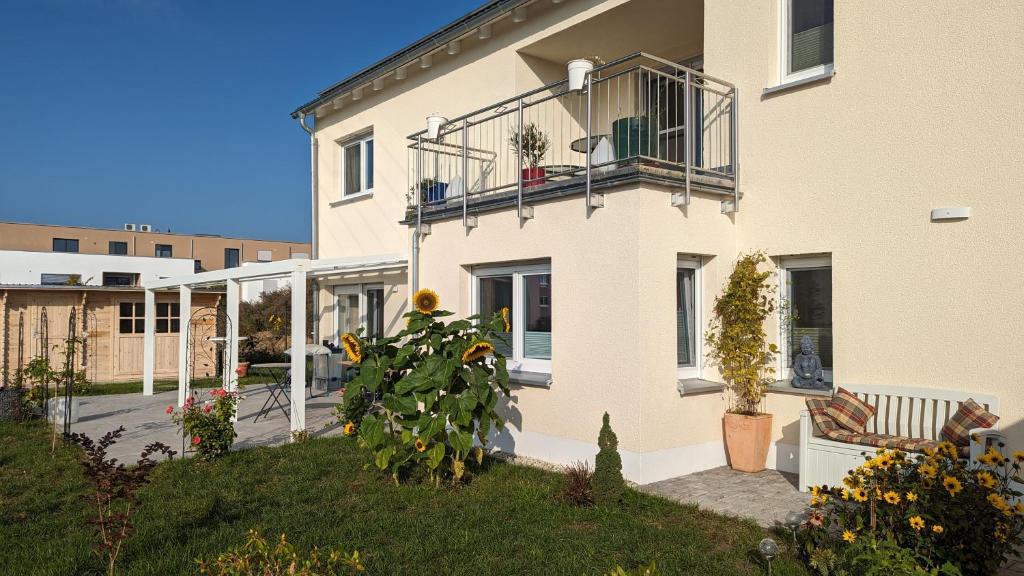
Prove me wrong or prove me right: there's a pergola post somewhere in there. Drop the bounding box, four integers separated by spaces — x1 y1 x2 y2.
177 285 191 407
289 269 306 433
142 288 156 395
226 279 240 392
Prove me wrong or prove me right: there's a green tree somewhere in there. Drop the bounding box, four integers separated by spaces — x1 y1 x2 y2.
593 412 624 506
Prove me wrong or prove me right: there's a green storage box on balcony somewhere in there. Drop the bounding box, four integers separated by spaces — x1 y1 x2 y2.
612 117 655 161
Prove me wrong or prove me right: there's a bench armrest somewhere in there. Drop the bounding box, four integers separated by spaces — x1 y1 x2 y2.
968 427 1007 461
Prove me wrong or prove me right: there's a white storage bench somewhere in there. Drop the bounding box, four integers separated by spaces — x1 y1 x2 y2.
798 384 1002 492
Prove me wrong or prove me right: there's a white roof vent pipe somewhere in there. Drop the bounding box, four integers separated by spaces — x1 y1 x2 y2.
567 59 594 91
426 115 448 140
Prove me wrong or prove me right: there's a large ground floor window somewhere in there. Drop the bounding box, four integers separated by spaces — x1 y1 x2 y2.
677 256 702 379
781 255 833 384
473 263 551 373
334 283 385 343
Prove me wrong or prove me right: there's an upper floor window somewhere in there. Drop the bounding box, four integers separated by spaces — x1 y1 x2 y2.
225 248 240 268
340 132 374 199
41 273 80 285
109 241 128 255
155 244 173 258
52 238 79 253
102 273 137 287
256 250 272 262
194 259 203 273
473 262 551 373
780 0 833 83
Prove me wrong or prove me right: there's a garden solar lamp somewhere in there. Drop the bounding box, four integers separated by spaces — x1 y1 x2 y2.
784 510 804 545
758 538 779 576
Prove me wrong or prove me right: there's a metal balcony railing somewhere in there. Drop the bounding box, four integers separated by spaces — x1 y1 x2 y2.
407 52 738 229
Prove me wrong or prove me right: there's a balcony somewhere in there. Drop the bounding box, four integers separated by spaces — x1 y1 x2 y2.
406 53 738 228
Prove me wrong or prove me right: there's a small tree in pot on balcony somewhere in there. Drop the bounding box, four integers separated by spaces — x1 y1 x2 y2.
509 122 550 188
704 251 779 473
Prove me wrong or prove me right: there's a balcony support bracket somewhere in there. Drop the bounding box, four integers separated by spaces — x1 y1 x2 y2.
464 216 478 229
419 223 432 236
671 192 690 207
519 205 535 220
588 194 604 209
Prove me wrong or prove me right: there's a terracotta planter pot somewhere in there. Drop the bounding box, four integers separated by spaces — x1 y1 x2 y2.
522 167 547 188
723 412 772 473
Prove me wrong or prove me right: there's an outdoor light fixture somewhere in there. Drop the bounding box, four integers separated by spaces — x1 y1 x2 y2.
426 114 448 140
395 66 408 80
512 6 527 22
420 54 433 68
758 538 779 576
783 511 804 546
478 23 492 39
352 87 363 101
447 40 461 55
931 206 971 221
372 77 384 91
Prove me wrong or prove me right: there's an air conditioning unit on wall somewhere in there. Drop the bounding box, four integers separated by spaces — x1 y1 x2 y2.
139 224 152 232
123 223 136 231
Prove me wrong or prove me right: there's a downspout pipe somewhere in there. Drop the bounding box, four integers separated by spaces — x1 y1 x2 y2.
297 112 321 344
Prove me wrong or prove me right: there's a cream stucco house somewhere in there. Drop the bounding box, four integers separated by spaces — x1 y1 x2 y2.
289 0 1024 484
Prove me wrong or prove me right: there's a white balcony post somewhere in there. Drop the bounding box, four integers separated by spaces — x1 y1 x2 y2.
142 288 156 395
177 285 191 407
289 269 307 433
226 279 240 395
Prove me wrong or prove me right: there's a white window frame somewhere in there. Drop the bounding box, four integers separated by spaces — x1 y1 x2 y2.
471 262 552 374
779 0 834 84
677 256 703 380
333 283 385 343
778 255 833 383
339 133 374 200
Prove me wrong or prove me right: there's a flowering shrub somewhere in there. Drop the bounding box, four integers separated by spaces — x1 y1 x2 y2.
343 288 510 485
197 529 363 575
169 388 239 460
798 442 1024 576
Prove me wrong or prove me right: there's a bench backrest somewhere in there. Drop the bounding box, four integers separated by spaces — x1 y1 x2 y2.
841 384 1000 441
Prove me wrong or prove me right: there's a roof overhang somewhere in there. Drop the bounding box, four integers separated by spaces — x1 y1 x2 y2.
145 255 408 290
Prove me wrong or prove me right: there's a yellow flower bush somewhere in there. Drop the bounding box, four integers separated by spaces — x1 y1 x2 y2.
341 333 362 364
798 444 1024 576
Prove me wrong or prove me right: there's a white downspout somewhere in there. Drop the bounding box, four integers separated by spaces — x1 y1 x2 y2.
297 112 320 344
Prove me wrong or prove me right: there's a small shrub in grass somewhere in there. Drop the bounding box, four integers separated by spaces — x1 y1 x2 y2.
197 529 363 575
334 384 371 428
69 426 175 576
606 563 659 575
593 412 625 506
558 460 594 506
343 288 510 486
168 388 239 460
798 444 1024 576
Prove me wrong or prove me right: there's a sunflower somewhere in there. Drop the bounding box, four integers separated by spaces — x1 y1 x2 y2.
919 462 938 479
988 493 1012 516
340 333 362 364
852 487 869 502
909 516 925 531
1014 450 1024 463
942 475 963 496
343 421 357 436
905 491 918 502
842 530 857 543
414 438 427 453
462 341 495 363
977 470 998 489
1014 502 1024 516
841 488 851 501
883 491 901 505
937 440 958 458
413 288 440 314
932 524 944 534
500 306 511 332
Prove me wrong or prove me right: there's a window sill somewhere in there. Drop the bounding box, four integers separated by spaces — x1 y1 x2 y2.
329 192 373 207
762 69 835 98
507 370 551 389
677 378 726 396
768 380 833 397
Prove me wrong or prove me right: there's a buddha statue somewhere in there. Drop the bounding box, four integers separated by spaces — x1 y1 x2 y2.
791 335 827 390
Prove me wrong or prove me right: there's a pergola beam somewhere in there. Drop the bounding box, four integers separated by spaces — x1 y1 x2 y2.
142 288 156 395
289 269 307 432
177 285 191 406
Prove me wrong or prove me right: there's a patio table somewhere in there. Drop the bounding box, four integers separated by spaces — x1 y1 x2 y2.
250 362 292 423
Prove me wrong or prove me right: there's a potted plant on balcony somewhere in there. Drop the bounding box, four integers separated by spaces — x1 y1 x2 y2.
509 122 550 188
705 251 780 473
416 178 449 205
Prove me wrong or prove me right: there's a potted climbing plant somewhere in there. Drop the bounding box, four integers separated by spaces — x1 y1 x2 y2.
509 122 550 188
704 251 779 473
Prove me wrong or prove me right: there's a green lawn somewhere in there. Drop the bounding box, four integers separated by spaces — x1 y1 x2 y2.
80 375 267 396
0 422 807 576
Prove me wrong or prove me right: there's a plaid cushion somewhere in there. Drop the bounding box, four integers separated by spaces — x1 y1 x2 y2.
941 398 999 447
805 398 840 436
822 429 941 453
825 387 876 433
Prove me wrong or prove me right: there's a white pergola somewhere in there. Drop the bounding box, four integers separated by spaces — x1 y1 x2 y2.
142 254 407 432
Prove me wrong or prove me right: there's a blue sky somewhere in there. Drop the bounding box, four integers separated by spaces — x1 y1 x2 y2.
0 0 482 242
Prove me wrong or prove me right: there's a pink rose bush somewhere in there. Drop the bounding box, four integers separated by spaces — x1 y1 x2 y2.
168 388 240 460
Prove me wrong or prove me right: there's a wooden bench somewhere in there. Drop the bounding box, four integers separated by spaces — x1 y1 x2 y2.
799 384 1002 492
